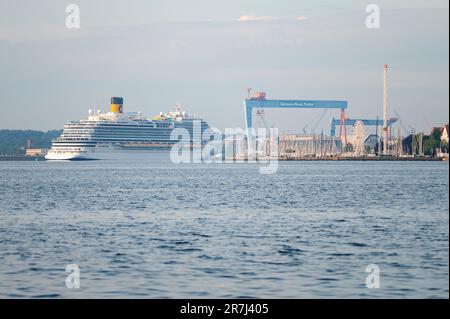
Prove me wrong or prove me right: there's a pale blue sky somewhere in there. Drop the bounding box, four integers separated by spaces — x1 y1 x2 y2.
0 0 448 133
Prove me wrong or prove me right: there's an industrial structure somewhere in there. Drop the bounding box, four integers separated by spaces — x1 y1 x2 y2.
244 91 348 156
329 117 397 137
238 65 431 159
383 64 389 155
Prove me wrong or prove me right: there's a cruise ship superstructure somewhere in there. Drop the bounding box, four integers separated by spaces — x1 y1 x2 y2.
45 97 210 160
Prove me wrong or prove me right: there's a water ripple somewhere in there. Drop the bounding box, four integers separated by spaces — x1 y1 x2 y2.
0 160 448 298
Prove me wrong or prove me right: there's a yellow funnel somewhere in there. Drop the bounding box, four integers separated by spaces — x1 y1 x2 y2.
110 97 123 113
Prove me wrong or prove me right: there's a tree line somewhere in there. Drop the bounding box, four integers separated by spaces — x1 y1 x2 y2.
0 130 62 155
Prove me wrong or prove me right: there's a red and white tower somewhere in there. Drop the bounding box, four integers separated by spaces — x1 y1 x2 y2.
383 64 389 155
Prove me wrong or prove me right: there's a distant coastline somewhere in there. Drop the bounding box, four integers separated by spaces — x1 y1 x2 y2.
0 128 449 160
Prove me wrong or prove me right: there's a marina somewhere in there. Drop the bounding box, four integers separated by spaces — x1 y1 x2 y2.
231 155 445 162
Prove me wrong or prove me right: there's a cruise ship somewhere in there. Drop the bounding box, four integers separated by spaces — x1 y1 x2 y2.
45 97 210 160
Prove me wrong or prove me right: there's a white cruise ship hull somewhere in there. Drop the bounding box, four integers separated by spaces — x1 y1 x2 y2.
45 146 172 161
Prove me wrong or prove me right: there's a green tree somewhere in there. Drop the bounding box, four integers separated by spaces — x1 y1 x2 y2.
441 141 449 153
344 143 354 153
424 128 442 156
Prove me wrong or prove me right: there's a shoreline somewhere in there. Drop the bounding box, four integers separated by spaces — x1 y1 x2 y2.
0 155 446 162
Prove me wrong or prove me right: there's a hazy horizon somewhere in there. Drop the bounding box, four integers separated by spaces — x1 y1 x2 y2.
0 0 448 134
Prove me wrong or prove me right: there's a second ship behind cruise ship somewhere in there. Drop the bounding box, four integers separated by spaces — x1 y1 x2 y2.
45 97 210 160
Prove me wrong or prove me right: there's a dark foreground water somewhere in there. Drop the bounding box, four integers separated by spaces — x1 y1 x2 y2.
0 158 448 298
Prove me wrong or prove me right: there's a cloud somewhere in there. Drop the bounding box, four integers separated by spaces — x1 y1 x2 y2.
237 15 277 22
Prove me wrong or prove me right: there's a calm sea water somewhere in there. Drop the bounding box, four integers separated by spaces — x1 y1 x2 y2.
0 157 448 298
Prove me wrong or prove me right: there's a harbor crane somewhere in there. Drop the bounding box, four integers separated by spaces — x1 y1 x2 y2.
244 92 348 153
329 117 398 137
